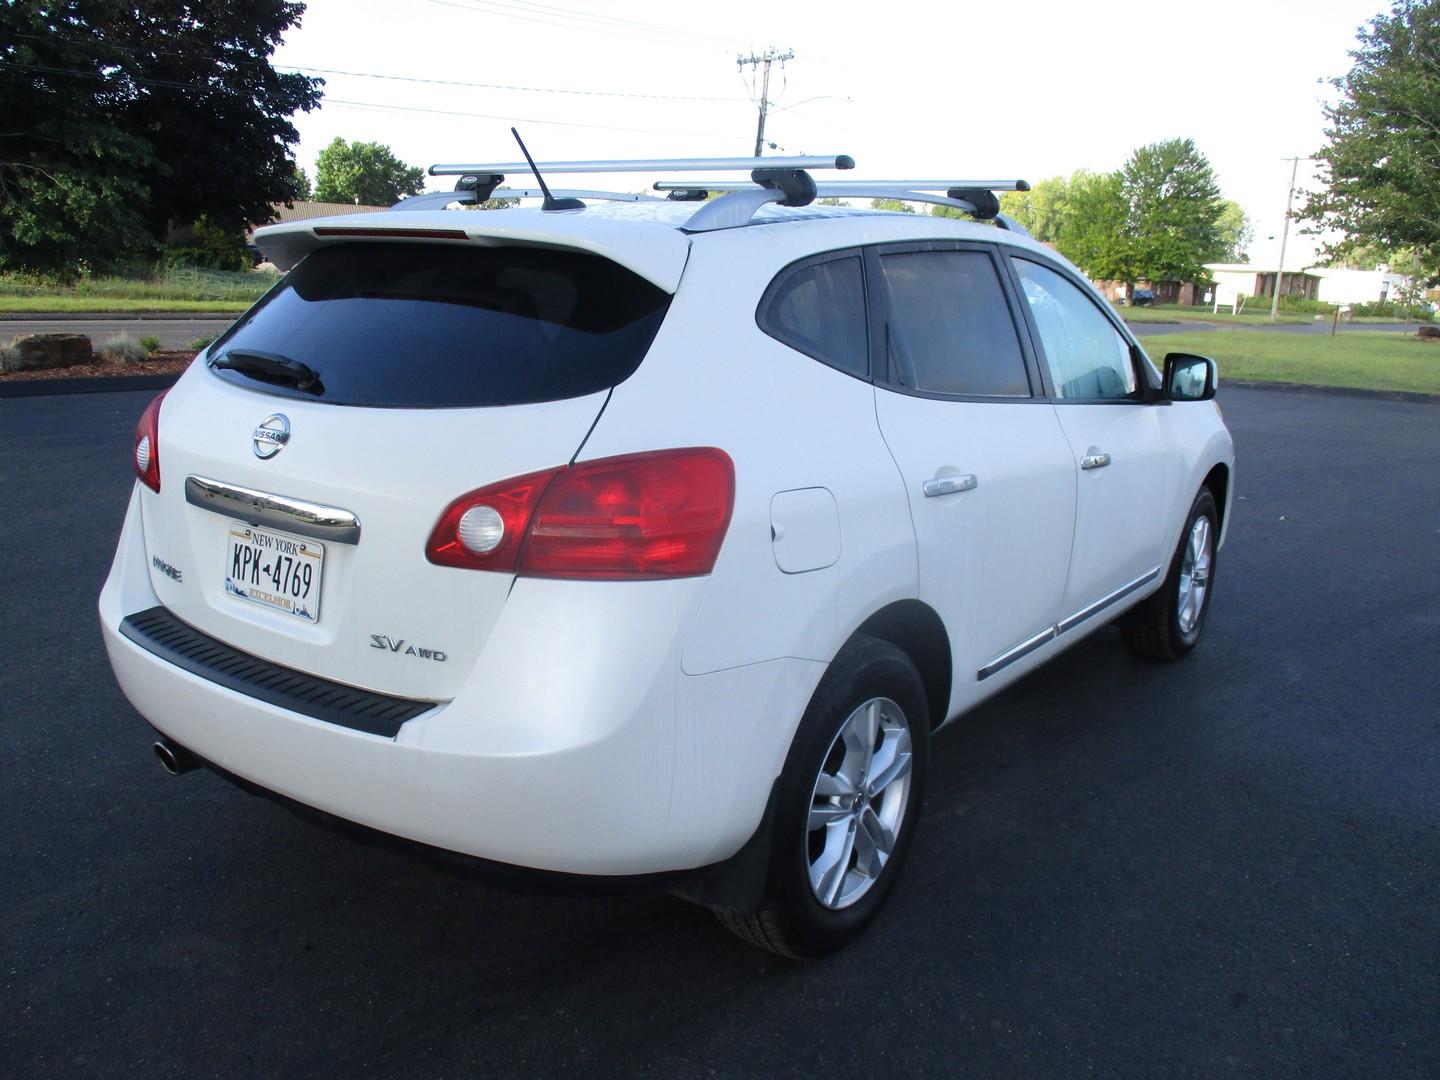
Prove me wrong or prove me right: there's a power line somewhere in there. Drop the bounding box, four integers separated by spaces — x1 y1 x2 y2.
284 65 742 101
6 30 744 102
325 97 737 139
0 62 739 138
424 0 737 46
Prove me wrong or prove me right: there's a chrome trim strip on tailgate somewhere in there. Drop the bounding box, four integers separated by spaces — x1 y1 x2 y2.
185 475 361 545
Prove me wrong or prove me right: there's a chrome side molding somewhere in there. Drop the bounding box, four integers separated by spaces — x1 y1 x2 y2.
185 476 361 545
1056 568 1160 635
977 566 1161 681
977 626 1057 681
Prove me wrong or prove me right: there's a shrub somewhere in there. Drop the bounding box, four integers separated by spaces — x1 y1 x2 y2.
100 336 147 363
0 344 21 373
190 335 217 351
160 215 248 272
1349 299 1434 320
138 335 162 353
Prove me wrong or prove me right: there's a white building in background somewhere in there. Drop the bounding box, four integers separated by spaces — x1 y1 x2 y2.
1204 263 1412 308
1308 267 1410 305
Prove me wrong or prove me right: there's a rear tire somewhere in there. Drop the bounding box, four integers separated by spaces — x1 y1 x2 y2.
715 636 929 958
1122 488 1218 661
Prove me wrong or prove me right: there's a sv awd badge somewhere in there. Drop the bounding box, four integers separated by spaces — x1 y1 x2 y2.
370 635 447 662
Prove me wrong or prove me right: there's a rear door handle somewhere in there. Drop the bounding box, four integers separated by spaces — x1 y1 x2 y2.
1080 452 1111 471
923 473 978 497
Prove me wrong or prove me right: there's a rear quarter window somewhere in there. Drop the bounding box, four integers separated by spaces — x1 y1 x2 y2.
208 242 671 408
757 254 869 379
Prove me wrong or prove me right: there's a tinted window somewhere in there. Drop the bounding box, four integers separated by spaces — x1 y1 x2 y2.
760 256 868 378
1011 259 1138 400
209 242 671 408
879 250 1030 397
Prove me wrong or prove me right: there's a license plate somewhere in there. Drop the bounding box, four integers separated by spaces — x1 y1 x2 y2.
225 522 324 622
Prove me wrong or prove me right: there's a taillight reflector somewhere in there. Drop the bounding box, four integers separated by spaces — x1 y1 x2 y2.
133 390 167 492
425 448 735 580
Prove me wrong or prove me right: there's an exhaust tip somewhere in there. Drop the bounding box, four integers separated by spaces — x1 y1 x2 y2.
152 738 196 776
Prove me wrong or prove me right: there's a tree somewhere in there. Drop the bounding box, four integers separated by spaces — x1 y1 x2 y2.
293 166 313 201
1299 1 1440 282
1060 170 1130 283
1216 200 1253 262
1117 138 1226 289
0 1 322 275
869 197 915 214
314 138 425 206
995 170 1130 283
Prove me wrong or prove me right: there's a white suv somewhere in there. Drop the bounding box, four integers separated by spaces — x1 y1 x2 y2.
100 155 1233 957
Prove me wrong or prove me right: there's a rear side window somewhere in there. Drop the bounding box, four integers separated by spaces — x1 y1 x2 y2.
879 250 1031 397
209 242 671 408
758 255 869 379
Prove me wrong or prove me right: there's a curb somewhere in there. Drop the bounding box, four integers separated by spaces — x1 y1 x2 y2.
0 373 181 398
0 312 237 322
1224 379 1440 405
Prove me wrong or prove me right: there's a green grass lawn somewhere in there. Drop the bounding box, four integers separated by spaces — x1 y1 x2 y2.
0 267 277 312
1123 304 1315 326
1135 330 1440 396
0 296 252 313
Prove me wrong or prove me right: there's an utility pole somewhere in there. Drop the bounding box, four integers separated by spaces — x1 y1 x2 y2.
737 48 794 157
1270 156 1309 322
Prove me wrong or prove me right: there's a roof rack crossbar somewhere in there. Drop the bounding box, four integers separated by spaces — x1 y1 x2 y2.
654 179 1030 194
429 154 854 177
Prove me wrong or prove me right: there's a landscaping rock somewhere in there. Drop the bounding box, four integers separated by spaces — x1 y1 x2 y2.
10 333 93 370
1416 325 1440 340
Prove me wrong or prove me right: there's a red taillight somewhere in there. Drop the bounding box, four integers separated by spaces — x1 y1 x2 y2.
425 448 735 580
133 391 167 492
425 466 563 571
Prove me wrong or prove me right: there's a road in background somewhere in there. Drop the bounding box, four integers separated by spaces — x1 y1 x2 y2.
1 316 235 350
3 388 1438 1077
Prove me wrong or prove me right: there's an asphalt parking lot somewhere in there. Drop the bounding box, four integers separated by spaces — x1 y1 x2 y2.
3 386 1437 1077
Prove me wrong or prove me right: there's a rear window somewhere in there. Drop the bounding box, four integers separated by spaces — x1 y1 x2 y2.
208 242 671 408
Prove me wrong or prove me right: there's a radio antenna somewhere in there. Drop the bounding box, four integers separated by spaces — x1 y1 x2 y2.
511 128 584 212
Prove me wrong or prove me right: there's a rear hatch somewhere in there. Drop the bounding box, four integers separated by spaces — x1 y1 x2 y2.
139 237 676 700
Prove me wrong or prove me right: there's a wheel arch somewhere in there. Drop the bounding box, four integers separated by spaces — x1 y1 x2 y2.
1202 461 1230 535
851 600 952 730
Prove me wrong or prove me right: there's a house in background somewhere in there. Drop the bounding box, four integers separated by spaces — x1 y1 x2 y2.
1204 263 1322 307
1308 267 1410 306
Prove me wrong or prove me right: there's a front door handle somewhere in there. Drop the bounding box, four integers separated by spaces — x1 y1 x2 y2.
923 473 978 498
1080 452 1112 471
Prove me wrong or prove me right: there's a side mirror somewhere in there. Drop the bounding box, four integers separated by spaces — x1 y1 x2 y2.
1164 352 1218 401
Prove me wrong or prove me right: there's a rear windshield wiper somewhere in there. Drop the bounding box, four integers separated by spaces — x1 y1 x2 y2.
211 349 324 395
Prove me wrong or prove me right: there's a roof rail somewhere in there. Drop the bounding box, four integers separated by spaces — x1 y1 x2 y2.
654 178 1032 233
428 155 855 176
390 187 663 212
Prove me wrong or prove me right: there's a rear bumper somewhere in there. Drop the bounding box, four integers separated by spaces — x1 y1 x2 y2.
101 486 823 876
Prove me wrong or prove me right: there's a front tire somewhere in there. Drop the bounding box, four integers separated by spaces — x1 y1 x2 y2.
1122 487 1218 660
716 636 929 958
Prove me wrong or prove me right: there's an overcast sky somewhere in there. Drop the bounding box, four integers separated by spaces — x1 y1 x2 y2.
273 0 1387 266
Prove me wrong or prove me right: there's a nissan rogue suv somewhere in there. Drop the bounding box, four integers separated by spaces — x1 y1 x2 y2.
100 154 1233 957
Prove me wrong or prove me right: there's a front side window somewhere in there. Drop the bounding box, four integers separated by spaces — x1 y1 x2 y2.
759 255 869 379
1011 259 1138 400
878 249 1031 398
